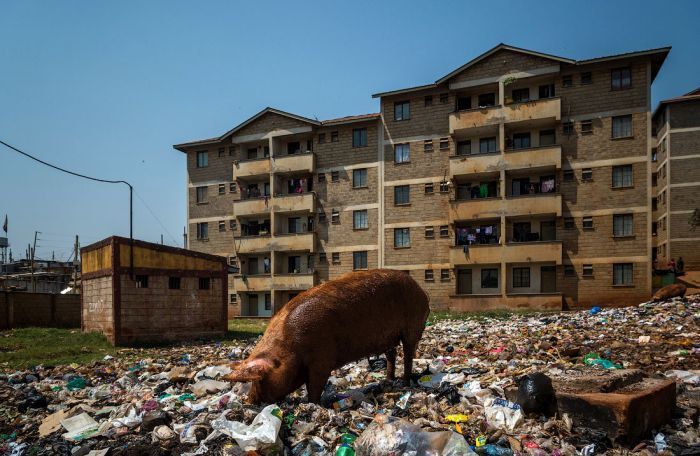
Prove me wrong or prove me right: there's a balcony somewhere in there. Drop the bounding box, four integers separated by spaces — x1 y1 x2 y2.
273 192 315 213
449 145 561 177
449 98 561 135
272 153 314 174
233 158 270 180
450 194 562 220
450 241 562 266
233 197 271 217
234 235 272 254
233 273 314 292
272 232 315 252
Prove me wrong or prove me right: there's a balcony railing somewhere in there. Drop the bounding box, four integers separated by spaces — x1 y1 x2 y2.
449 145 561 177
232 157 271 180
449 98 561 134
233 273 315 292
272 152 314 174
233 197 271 217
272 232 315 252
450 193 562 220
450 241 561 265
234 235 272 254
273 192 315 213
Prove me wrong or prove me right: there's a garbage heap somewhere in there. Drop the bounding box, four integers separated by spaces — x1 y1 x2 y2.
0 296 698 455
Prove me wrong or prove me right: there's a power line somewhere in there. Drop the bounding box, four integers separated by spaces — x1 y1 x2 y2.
133 190 178 245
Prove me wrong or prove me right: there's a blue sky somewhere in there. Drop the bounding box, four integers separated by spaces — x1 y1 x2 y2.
1 0 698 261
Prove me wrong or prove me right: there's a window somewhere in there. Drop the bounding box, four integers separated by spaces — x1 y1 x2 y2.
196 151 208 168
611 68 631 90
613 263 633 285
440 269 450 281
424 269 434 281
264 294 271 311
580 72 592 85
247 148 257 159
169 277 181 290
332 252 340 264
318 173 326 183
218 184 225 195
229 182 237 193
456 96 471 111
217 147 225 158
394 185 410 205
395 143 410 163
439 181 449 193
479 137 498 153
287 141 301 155
564 265 576 277
352 128 367 148
563 122 574 135
425 183 434 194
477 93 495 107
513 267 530 288
228 256 236 266
581 120 593 134
230 293 237 304
394 101 410 121
512 132 531 149
582 216 594 230
196 186 208 203
512 88 530 103
613 214 633 237
353 251 368 270
439 93 449 104
331 210 340 224
563 170 574 182
331 171 339 183
612 165 633 188
457 140 471 156
651 148 657 162
582 265 594 277
196 222 209 240
199 277 210 290
562 75 573 88
331 131 339 142
229 220 237 231
218 220 226 232
539 84 555 99
439 137 449 150
425 226 434 238
318 210 327 223
319 252 327 262
540 129 556 146
582 168 593 181
318 133 326 144
439 225 449 237
424 139 433 152
353 210 368 229
564 218 575 229
228 146 235 156
394 228 410 248
612 115 633 138
353 169 368 188
135 275 148 288
424 95 433 107
481 268 498 288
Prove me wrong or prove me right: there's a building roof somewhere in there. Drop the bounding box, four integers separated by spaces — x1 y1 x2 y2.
372 43 671 98
173 108 380 152
653 87 700 118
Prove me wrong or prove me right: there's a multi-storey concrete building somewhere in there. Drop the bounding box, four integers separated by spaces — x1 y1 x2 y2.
174 44 670 315
652 88 700 270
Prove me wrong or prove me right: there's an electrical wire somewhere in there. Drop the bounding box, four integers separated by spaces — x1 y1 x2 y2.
133 190 178 245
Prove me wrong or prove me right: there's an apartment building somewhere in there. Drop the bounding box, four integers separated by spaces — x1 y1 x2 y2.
652 88 700 270
174 44 670 315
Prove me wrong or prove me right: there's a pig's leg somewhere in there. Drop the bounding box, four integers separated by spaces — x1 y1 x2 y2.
401 338 418 384
386 347 397 380
306 368 330 404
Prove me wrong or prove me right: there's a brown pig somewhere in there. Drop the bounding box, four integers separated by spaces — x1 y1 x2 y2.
652 283 687 301
224 269 430 404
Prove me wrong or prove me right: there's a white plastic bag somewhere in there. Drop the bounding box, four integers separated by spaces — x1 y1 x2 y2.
211 404 282 451
484 397 524 432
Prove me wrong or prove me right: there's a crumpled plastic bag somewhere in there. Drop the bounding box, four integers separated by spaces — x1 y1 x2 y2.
211 404 282 451
191 379 230 396
355 414 474 456
194 365 232 382
484 398 524 433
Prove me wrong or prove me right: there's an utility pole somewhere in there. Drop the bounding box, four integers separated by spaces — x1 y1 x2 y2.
161 234 164 245
31 231 39 292
73 235 79 292
183 226 187 249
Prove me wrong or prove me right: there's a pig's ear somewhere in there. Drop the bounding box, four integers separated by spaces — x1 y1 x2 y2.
225 358 273 382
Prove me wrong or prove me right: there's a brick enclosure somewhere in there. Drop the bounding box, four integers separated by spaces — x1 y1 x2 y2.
0 292 80 329
174 44 672 314
81 236 227 345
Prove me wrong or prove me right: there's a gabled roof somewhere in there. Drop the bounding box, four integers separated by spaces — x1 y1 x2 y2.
653 87 700 118
321 113 381 125
173 107 321 152
372 43 671 98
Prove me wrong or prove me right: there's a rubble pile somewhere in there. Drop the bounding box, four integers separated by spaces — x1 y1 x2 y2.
0 296 698 455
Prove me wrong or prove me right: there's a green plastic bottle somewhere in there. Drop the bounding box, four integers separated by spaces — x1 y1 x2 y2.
336 444 355 456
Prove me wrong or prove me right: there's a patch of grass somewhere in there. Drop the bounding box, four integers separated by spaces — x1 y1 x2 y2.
428 309 552 323
0 328 117 370
226 319 268 341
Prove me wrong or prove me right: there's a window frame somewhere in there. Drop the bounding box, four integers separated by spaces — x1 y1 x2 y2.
425 226 434 238
439 225 449 237
562 75 573 88
394 228 410 248
424 95 433 107
480 268 499 289
353 210 368 230
218 220 226 232
582 264 594 277
330 131 339 142
611 67 632 91
580 120 593 134
479 137 498 154
440 269 450 281
353 251 368 270
332 252 341 264
612 165 633 188
199 277 211 290
135 275 149 288
582 216 594 230
394 185 410 205
613 214 634 237
331 210 340 224
218 184 225 195
424 269 434 281
318 133 326 144
394 143 410 163
424 182 434 194
613 263 633 285
582 168 593 181
352 168 368 188
580 72 592 85
352 128 368 148
196 186 208 204
512 267 531 288
331 171 340 183
196 151 208 168
394 101 410 121
612 115 633 139
196 222 209 240
169 276 181 290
